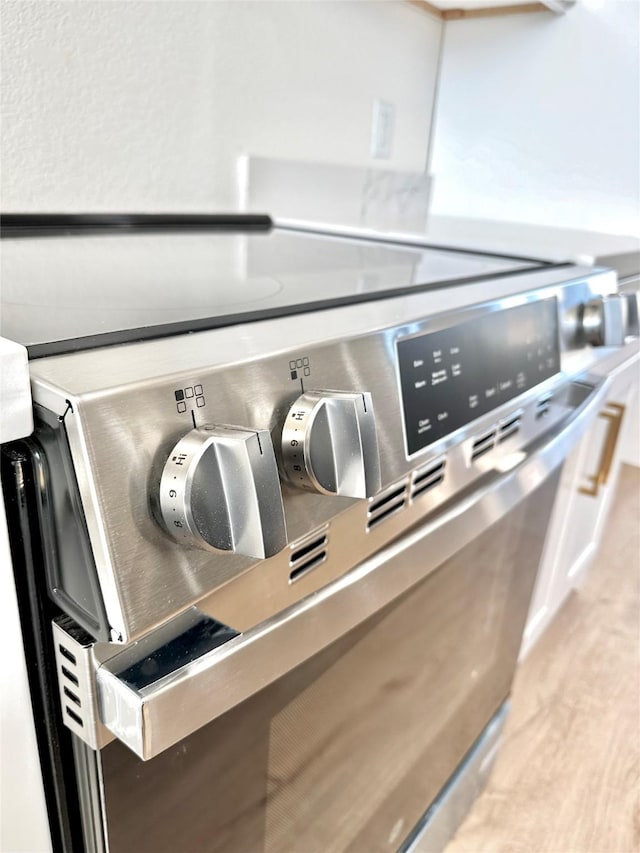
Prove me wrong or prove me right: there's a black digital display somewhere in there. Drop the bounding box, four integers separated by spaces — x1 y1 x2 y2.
397 298 560 456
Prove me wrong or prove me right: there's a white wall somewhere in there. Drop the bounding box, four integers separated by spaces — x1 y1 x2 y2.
0 1 441 213
430 0 640 236
3 1 638 236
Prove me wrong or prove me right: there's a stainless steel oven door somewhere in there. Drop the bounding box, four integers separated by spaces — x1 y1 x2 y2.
81 378 607 853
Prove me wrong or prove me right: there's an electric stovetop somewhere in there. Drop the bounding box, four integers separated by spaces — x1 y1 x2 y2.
0 215 555 357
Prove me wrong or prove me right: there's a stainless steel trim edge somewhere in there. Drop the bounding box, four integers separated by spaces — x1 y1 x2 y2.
60 405 127 642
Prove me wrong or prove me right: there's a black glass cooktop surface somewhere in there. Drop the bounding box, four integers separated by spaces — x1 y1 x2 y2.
0 225 549 357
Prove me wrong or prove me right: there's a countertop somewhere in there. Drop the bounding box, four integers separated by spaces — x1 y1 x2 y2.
278 216 640 278
420 216 640 278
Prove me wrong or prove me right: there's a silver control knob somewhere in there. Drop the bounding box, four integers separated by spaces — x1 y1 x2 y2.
159 425 287 558
581 295 627 347
282 390 381 498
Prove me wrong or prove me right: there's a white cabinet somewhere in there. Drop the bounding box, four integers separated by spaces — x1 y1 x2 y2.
522 345 640 657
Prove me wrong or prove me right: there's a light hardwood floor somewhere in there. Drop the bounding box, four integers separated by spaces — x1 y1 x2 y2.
445 464 640 853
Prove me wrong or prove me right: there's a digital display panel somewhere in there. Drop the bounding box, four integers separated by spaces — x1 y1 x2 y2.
397 298 560 456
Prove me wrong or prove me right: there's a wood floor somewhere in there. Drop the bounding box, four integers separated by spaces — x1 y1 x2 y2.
444 464 640 853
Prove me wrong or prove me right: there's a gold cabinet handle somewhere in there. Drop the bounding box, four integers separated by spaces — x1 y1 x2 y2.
579 402 626 497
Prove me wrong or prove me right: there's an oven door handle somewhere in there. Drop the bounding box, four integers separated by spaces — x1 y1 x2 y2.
96 372 613 760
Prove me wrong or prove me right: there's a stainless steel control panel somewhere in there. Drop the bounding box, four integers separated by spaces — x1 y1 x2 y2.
28 265 617 643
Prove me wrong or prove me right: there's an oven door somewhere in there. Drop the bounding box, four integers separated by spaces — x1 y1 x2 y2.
81 379 604 853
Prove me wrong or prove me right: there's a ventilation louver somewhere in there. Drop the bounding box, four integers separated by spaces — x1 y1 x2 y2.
536 393 553 419
367 479 409 530
498 410 523 443
289 530 328 582
471 427 497 461
56 641 85 729
411 457 446 500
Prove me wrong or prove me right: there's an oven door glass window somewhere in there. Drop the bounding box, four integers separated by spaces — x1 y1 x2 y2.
96 468 561 853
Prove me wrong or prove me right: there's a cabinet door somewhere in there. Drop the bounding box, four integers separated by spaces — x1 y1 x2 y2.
523 363 638 657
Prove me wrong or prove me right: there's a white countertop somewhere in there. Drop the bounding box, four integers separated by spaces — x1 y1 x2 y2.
278 216 640 277
421 216 640 272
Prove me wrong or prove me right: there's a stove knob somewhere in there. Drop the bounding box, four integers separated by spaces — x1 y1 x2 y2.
282 390 381 498
581 295 627 347
159 425 287 558
622 291 640 338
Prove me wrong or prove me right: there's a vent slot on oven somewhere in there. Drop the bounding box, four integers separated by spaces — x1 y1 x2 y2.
411 458 446 500
498 411 523 443
367 480 408 530
52 617 108 750
289 530 328 583
536 393 553 419
471 427 497 461
57 640 85 728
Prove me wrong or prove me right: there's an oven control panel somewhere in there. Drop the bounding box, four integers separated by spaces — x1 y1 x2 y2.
29 269 617 644
397 298 560 456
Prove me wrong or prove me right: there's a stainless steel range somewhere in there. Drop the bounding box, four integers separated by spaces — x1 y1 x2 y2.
2 217 635 853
